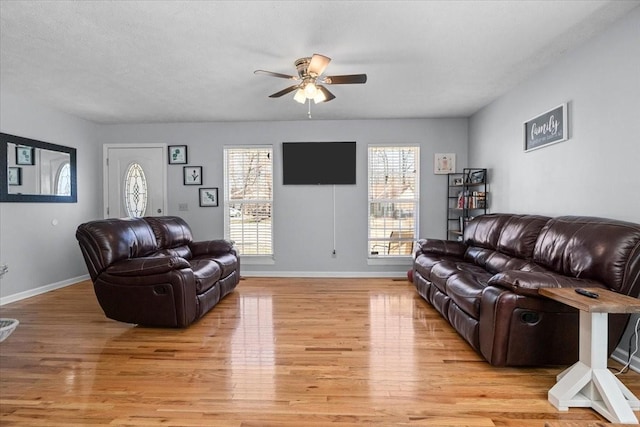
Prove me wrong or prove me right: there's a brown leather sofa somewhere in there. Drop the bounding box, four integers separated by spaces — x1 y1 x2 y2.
76 216 240 327
413 214 640 366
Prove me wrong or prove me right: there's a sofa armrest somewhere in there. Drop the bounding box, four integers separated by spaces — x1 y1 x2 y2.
488 270 604 297
416 238 466 258
190 239 236 257
105 256 191 277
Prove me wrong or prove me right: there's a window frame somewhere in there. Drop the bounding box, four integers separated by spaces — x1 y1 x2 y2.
223 145 274 264
367 144 420 264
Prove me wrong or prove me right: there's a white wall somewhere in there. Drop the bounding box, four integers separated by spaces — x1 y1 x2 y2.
469 7 640 222
0 96 467 301
0 90 102 302
469 7 640 370
97 118 468 276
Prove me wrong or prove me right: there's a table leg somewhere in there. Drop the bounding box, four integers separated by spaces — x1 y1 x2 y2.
547 311 639 424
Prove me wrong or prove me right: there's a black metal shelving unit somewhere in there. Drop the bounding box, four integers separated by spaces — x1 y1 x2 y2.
447 168 487 241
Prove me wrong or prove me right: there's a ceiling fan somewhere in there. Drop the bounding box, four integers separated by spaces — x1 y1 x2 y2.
254 54 367 104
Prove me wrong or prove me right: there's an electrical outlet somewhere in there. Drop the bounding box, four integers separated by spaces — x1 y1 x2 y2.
178 203 188 211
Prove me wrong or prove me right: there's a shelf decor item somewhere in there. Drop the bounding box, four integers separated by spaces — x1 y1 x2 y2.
524 103 568 152
183 166 202 185
470 169 485 184
168 145 188 164
199 188 219 207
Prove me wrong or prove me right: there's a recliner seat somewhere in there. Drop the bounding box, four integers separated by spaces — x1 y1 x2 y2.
76 216 240 327
413 214 640 366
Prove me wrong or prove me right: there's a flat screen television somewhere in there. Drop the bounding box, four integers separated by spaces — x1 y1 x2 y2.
282 142 356 185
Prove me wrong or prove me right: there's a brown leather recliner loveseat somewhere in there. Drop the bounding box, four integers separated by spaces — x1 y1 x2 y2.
413 214 640 366
76 216 240 327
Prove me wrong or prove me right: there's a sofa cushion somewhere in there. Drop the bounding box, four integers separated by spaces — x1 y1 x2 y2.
190 259 222 294
144 216 193 251
496 215 550 259
76 217 158 280
414 253 460 280
430 259 489 295
211 252 239 278
483 252 532 274
430 260 462 293
463 214 512 250
446 270 492 318
533 216 640 294
155 245 193 260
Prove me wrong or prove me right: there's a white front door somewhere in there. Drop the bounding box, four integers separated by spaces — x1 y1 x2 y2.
103 144 167 219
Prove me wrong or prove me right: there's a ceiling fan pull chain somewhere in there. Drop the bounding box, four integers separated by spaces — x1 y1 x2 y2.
308 99 312 119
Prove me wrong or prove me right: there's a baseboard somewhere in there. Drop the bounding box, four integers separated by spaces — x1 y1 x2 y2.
0 274 89 306
611 346 640 374
241 271 408 279
1 273 409 305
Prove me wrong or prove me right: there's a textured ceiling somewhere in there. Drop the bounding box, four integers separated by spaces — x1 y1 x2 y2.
1 0 638 124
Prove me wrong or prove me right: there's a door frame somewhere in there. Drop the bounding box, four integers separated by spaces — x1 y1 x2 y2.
103 143 168 219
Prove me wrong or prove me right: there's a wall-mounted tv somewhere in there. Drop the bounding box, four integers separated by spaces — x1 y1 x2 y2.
282 142 356 185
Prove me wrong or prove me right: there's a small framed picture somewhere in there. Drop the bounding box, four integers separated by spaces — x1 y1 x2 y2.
168 145 188 164
434 153 455 174
470 170 486 184
183 166 202 185
199 188 219 207
8 167 22 185
16 145 35 165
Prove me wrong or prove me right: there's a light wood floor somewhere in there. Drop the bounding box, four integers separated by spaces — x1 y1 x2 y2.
1 277 638 426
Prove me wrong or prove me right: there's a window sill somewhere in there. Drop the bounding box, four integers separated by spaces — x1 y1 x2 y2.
367 256 413 266
240 255 275 265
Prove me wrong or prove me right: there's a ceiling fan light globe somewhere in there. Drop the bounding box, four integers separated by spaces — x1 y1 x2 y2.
313 91 327 104
304 82 318 98
293 88 307 104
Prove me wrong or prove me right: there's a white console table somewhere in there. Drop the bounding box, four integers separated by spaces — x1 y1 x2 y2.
540 287 640 424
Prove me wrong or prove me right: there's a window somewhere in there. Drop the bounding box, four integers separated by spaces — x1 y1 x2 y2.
124 162 148 218
224 146 273 257
55 162 71 196
368 145 419 257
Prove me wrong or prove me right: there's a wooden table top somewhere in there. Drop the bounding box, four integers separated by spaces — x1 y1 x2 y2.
539 287 640 314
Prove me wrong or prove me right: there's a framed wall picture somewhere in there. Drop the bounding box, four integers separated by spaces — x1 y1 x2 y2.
434 153 455 174
524 103 568 152
8 167 21 186
16 145 35 165
183 166 202 185
199 188 219 207
168 145 188 164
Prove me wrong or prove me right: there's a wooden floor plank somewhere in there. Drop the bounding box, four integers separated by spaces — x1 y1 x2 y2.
1 277 638 426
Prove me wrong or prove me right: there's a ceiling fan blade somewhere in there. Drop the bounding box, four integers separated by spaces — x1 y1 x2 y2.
324 74 367 84
316 85 336 103
308 54 331 76
254 70 298 80
268 85 299 98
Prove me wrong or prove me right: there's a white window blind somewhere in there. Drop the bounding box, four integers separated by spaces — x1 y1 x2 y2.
368 145 419 257
224 146 273 256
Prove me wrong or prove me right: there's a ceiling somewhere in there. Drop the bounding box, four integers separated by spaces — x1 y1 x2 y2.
1 1 638 124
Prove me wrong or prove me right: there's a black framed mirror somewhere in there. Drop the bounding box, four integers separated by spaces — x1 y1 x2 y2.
1 132 77 203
